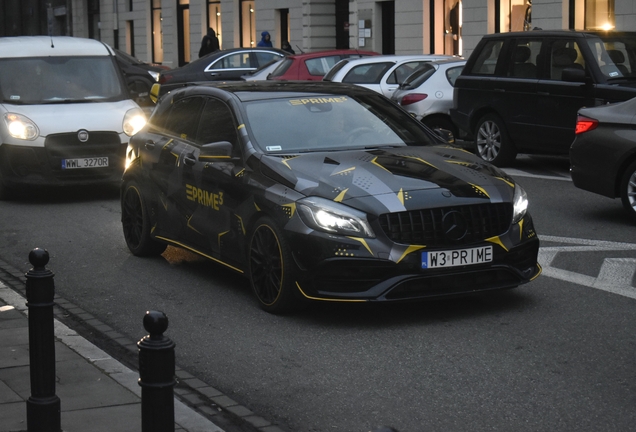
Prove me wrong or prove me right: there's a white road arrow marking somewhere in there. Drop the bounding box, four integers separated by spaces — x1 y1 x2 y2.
538 235 636 300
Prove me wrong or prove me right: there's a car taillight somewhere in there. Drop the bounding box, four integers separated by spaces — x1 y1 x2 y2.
575 115 598 134
159 74 172 84
400 93 428 106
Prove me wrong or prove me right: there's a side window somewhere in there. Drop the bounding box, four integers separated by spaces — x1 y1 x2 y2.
197 98 239 152
162 97 205 141
446 65 465 86
343 62 393 84
549 40 585 80
211 52 251 70
469 40 504 75
305 56 341 76
507 39 541 79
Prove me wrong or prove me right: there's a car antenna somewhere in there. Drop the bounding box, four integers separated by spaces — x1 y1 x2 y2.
296 45 305 54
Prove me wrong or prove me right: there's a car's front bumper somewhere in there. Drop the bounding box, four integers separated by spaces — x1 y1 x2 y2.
0 135 126 188
287 214 541 302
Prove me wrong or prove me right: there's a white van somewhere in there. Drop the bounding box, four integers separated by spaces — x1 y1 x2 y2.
0 36 146 198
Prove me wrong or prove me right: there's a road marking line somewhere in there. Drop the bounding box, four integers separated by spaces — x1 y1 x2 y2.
503 168 571 181
538 236 636 299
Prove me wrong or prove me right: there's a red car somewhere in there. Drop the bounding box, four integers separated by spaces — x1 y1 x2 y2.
268 49 378 81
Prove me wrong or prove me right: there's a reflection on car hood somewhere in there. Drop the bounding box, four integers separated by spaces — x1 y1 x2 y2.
260 145 515 213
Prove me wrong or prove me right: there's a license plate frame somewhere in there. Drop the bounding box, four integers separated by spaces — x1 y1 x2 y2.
61 157 109 169
422 245 493 269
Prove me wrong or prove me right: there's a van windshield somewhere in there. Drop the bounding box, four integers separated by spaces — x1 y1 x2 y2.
0 56 126 104
588 33 636 80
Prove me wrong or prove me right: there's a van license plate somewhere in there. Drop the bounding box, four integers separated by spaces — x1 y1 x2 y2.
422 246 493 269
62 157 109 169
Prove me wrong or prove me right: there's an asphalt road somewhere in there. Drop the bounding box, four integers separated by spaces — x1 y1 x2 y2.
0 154 634 432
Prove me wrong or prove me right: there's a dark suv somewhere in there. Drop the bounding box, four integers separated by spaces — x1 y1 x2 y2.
450 30 636 166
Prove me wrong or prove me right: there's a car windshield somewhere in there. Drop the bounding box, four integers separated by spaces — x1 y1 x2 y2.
588 33 636 80
244 93 434 153
0 56 125 104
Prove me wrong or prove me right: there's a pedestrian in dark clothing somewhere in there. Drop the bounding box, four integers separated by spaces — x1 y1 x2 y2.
281 41 295 54
199 28 220 58
257 31 272 47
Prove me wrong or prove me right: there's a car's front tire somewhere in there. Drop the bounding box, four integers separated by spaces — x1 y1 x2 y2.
474 113 517 167
121 181 167 256
248 216 305 314
620 160 636 221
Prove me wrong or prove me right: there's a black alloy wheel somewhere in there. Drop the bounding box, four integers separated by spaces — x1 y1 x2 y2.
474 113 517 167
248 216 304 314
121 181 167 256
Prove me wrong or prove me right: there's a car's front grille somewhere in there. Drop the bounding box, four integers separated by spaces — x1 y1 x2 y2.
45 132 122 160
379 203 512 247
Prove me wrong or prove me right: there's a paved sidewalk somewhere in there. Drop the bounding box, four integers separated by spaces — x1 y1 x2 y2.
0 281 224 432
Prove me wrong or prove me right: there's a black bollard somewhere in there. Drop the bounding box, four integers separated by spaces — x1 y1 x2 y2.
25 248 61 432
138 310 176 432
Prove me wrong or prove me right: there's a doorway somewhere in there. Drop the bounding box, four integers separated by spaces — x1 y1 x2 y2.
381 1 395 54
177 0 190 66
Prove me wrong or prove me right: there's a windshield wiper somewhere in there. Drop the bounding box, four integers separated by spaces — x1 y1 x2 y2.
41 98 99 104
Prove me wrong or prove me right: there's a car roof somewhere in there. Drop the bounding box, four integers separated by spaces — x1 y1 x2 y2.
425 58 467 67
285 49 378 59
0 36 114 58
338 54 455 66
480 29 636 39
166 80 384 102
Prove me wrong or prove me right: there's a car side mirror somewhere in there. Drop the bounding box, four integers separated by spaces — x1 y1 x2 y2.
200 141 233 159
562 67 587 84
149 83 160 104
433 128 456 145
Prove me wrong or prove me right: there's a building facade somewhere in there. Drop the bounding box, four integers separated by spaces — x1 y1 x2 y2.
2 0 634 68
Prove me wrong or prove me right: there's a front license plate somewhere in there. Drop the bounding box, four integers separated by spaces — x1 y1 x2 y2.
422 246 493 269
62 157 109 169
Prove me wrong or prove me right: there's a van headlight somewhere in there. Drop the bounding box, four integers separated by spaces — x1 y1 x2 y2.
512 185 528 224
4 113 39 140
123 108 147 136
298 196 375 238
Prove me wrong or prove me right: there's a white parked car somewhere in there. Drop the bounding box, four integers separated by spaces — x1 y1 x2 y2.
241 56 285 81
0 36 146 199
323 54 455 98
392 58 466 136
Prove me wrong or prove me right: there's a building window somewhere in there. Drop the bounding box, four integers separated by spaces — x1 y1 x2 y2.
585 0 614 30
240 0 255 48
207 1 222 48
499 0 532 32
151 0 163 63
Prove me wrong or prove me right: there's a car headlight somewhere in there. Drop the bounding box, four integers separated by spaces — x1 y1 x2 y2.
123 108 147 137
147 70 160 82
298 196 375 238
512 184 528 224
3 113 39 140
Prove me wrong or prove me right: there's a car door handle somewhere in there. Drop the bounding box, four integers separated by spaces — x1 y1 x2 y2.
184 154 196 166
494 88 505 92
208 72 219 77
144 141 155 150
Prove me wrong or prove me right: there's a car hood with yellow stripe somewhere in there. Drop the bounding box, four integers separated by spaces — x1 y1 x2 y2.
259 145 516 214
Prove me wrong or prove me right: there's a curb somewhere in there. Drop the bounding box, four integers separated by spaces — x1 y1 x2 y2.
0 256 286 432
